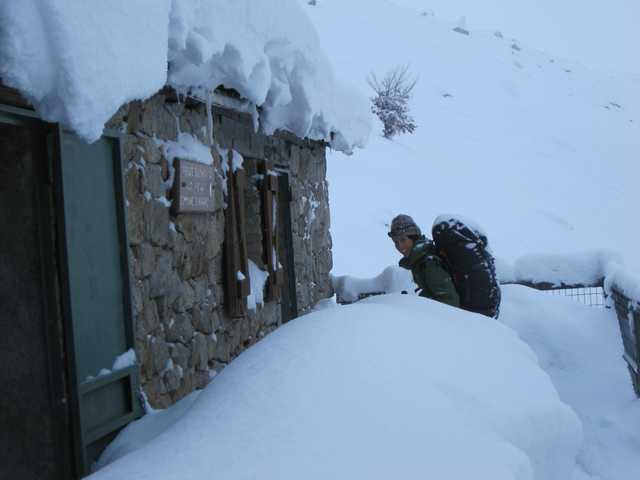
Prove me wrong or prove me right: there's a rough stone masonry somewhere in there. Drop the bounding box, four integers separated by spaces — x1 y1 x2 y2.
106 90 333 408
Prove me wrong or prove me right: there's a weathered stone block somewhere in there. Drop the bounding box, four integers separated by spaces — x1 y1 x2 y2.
210 309 222 331
138 243 155 278
213 333 231 362
149 338 170 374
144 200 169 246
105 104 129 130
131 279 144 317
155 295 171 324
173 369 194 403
165 313 194 344
137 342 152 382
128 95 179 141
190 334 209 371
191 276 209 306
187 239 207 279
163 368 181 393
206 333 218 361
206 213 224 259
175 214 209 243
138 135 163 164
194 371 210 390
170 343 190 370
126 170 145 245
141 296 159 334
145 164 166 198
207 256 222 287
173 281 195 313
149 252 175 298
192 306 212 334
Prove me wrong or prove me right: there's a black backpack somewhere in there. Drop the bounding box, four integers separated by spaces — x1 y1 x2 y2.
432 216 501 318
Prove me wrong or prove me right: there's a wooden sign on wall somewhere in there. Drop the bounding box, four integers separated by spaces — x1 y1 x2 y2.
173 158 215 214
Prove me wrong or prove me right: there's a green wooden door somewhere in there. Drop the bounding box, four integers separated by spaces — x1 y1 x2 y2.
57 129 141 473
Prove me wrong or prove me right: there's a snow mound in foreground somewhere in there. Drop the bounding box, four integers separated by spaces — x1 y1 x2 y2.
91 295 580 480
0 0 370 152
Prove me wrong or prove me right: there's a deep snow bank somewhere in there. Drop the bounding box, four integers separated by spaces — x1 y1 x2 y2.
91 295 580 480
0 0 370 152
501 286 640 479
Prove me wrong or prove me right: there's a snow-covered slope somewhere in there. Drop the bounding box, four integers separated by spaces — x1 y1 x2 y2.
300 0 640 276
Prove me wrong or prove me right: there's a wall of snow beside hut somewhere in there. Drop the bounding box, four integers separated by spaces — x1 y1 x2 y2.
107 91 333 409
0 0 370 152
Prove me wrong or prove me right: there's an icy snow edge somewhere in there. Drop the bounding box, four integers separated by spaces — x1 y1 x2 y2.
0 0 371 153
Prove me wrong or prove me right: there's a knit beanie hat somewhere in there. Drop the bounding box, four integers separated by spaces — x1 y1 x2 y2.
388 214 421 238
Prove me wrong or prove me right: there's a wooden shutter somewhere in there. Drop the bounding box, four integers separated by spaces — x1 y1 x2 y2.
223 148 250 317
260 161 284 302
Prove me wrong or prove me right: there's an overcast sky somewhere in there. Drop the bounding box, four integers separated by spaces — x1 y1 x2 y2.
389 0 640 76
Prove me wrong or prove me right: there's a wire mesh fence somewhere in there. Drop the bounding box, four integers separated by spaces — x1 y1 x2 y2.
541 286 606 307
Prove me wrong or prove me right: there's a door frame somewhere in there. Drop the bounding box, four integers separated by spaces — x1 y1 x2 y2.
51 126 141 474
1 99 141 477
0 103 75 479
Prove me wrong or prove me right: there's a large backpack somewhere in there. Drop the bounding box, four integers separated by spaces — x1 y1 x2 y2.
432 215 501 318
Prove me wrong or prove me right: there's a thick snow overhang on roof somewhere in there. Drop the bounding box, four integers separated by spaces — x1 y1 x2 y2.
0 0 371 153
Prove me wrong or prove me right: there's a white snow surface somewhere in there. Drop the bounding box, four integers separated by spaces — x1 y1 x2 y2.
0 0 171 141
111 348 137 371
84 348 137 383
305 0 640 276
331 265 414 302
247 260 269 311
501 286 640 480
90 293 584 480
0 0 370 152
499 250 623 286
95 390 202 471
156 132 214 166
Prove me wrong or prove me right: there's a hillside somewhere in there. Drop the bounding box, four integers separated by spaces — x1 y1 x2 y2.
300 0 640 276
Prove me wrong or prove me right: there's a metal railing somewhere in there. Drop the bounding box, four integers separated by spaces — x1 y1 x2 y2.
502 280 607 308
542 286 606 307
610 286 640 397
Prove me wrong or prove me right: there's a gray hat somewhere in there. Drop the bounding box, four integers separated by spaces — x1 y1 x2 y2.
388 214 421 238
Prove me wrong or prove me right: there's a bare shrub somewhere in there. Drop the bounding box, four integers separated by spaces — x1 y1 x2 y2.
368 65 417 139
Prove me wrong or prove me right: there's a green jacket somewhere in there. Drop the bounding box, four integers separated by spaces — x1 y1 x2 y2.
399 237 460 308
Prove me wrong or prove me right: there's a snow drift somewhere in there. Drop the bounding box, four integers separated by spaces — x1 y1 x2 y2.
501 286 640 479
90 294 581 480
0 0 370 152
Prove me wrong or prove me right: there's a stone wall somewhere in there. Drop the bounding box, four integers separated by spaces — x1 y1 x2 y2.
107 91 333 408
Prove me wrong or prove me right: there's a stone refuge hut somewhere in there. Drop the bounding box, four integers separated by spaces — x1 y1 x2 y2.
0 83 334 478
115 88 334 407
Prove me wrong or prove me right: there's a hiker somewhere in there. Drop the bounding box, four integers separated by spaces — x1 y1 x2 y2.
389 214 460 308
389 214 501 318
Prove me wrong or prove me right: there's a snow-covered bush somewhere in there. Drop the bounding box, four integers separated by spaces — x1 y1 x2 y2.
368 65 417 139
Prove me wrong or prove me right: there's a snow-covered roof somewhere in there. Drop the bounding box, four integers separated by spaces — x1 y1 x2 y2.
0 0 371 153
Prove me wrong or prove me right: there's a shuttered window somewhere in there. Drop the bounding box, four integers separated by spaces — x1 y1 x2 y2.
223 148 250 317
259 161 284 302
